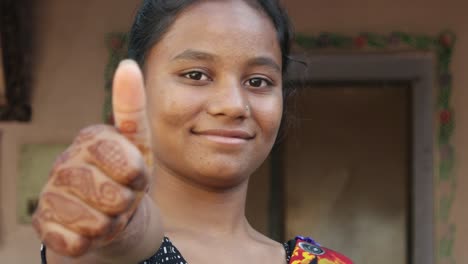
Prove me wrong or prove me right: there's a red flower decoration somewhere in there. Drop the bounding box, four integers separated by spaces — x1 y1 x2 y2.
111 38 123 50
439 33 453 48
354 35 367 48
440 109 451 124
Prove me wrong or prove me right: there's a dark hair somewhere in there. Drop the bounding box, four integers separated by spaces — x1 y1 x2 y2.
128 0 295 141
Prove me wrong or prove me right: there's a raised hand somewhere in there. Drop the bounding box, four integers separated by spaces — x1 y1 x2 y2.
32 60 161 262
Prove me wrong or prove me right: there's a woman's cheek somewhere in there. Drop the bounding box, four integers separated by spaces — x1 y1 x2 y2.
162 92 204 128
254 101 283 141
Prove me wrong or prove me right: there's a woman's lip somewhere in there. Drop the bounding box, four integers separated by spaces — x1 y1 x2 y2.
192 129 255 139
196 134 249 145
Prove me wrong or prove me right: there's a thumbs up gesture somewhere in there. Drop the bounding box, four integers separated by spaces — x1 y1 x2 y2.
32 60 162 262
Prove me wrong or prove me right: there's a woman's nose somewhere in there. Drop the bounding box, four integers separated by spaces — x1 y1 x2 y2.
206 79 250 119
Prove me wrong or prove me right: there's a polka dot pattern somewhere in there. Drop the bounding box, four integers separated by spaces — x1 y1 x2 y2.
41 237 293 263
139 237 188 264
140 237 292 264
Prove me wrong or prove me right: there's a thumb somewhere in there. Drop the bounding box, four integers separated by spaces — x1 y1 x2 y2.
112 59 153 167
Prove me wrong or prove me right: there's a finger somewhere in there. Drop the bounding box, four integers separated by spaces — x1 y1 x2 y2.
50 144 83 175
33 218 91 257
36 191 112 238
95 204 136 246
85 133 148 191
50 163 135 216
73 125 115 145
94 194 151 248
112 59 153 167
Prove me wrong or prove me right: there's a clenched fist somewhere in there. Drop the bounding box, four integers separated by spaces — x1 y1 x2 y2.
32 60 162 262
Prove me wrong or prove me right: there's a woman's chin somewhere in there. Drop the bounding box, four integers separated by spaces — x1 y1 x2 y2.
189 166 252 190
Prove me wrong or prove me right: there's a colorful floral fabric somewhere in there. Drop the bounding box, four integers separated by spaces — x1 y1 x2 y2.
289 237 353 264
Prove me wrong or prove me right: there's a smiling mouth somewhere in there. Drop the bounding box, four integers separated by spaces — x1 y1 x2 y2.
191 129 255 144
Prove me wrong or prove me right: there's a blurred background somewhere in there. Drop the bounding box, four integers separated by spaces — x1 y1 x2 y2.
1 0 467 263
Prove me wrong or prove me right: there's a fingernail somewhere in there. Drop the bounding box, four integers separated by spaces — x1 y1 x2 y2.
119 59 137 67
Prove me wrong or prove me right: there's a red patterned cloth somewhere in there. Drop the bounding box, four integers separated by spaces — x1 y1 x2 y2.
289 237 353 264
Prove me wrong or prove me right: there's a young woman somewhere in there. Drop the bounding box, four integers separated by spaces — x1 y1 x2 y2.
33 0 353 263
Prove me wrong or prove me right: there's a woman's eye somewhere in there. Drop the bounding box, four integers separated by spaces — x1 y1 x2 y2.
183 71 210 81
246 77 272 88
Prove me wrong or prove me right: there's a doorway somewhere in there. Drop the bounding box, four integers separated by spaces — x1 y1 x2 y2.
285 84 411 263
246 53 435 264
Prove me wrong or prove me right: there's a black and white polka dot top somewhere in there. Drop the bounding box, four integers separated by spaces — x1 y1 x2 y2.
139 237 292 264
41 237 293 263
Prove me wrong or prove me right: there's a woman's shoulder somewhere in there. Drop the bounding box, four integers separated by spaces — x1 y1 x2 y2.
284 236 353 264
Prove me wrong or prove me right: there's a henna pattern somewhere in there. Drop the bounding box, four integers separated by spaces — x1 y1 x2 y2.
74 125 109 144
54 167 130 213
53 168 93 196
118 120 151 156
118 120 138 134
51 146 81 173
87 139 145 189
43 231 90 257
43 232 68 254
39 192 108 237
88 140 128 171
100 182 124 206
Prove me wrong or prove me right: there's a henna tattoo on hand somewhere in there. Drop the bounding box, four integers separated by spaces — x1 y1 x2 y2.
118 120 138 134
100 210 132 244
54 167 131 214
43 231 68 254
88 139 146 189
43 230 91 257
38 192 109 237
117 120 152 162
88 139 128 172
74 125 109 144
51 146 81 174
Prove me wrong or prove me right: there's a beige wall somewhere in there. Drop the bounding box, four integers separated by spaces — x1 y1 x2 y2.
0 0 467 262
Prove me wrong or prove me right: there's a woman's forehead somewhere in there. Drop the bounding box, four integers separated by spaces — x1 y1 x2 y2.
149 0 281 64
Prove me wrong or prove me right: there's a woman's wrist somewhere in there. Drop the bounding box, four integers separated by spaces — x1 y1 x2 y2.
93 195 163 263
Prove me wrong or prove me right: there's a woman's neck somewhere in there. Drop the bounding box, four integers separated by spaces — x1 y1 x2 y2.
150 164 251 238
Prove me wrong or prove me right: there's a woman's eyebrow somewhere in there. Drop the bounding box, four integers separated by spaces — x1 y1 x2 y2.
172 49 217 62
247 57 281 73
171 49 281 73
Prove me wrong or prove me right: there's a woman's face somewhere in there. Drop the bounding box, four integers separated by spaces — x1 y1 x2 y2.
145 0 283 189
